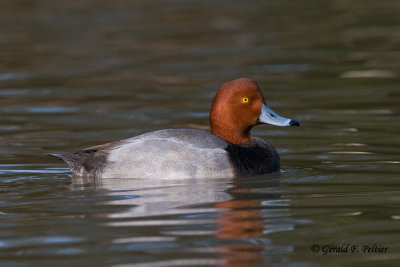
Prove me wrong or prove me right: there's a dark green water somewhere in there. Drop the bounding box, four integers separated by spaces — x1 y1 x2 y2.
1 0 399 266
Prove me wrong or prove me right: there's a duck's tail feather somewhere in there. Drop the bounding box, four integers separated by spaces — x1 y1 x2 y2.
48 153 75 161
48 153 80 173
48 150 106 177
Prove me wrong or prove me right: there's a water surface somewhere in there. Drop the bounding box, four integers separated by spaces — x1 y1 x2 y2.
1 0 400 266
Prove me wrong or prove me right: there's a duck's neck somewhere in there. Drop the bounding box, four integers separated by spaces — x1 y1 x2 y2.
211 124 252 145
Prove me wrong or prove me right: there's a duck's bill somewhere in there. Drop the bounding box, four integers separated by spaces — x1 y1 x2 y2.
258 104 300 127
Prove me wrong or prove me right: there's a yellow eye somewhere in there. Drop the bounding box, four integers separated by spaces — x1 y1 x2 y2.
242 97 249 103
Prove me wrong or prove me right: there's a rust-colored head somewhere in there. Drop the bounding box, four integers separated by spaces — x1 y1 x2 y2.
210 78 300 145
210 78 265 144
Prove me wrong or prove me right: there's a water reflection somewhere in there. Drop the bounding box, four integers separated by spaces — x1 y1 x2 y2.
71 174 293 266
212 177 289 266
73 177 232 219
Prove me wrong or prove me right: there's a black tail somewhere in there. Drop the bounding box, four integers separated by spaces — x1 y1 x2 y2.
48 153 76 162
48 153 78 172
48 150 106 177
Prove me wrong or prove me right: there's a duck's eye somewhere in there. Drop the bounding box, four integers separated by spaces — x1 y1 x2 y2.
242 97 249 103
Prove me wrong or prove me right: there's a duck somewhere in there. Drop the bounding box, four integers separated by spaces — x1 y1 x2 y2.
50 78 299 178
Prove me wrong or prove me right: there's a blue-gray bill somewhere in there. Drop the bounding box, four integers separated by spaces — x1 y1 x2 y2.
258 104 300 127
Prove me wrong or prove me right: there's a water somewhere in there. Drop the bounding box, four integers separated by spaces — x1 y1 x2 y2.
1 0 400 266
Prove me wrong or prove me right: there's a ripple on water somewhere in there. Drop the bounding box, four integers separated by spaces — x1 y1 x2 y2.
1 106 79 114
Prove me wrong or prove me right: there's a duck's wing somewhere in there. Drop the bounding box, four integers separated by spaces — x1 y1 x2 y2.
50 129 234 178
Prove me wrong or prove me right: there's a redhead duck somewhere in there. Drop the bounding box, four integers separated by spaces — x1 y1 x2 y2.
51 78 299 178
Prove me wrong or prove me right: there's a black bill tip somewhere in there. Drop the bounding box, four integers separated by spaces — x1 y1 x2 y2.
289 119 300 126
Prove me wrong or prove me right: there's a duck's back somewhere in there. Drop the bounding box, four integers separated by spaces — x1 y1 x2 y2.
104 129 236 178
52 129 234 178
52 129 280 178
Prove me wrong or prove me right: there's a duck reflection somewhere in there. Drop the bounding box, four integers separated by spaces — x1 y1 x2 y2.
214 176 282 239
71 174 292 266
72 176 232 218
212 174 291 266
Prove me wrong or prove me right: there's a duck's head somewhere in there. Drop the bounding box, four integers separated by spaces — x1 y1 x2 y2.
210 78 299 145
